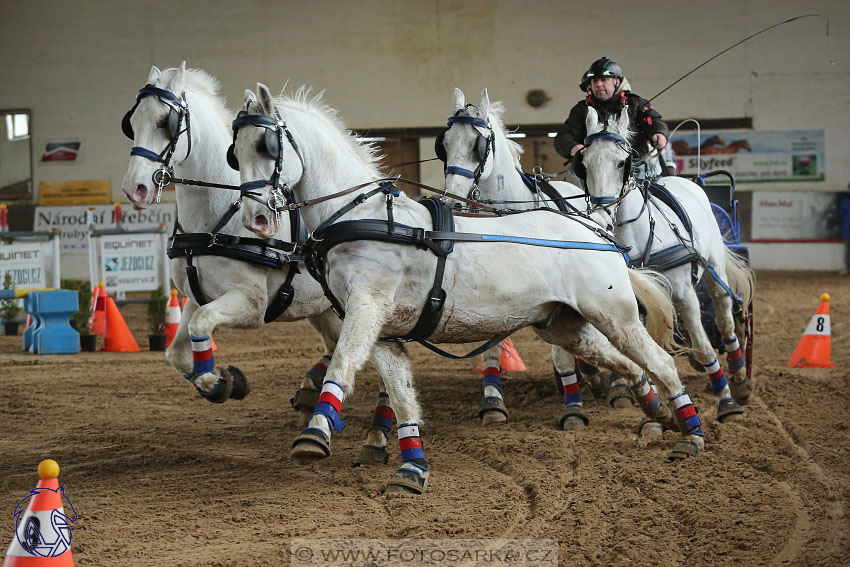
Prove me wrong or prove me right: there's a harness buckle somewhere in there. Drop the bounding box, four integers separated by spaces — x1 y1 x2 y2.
427 290 446 312
411 228 425 246
206 233 224 248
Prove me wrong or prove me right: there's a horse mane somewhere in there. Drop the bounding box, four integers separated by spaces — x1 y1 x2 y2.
162 66 233 127
484 101 524 169
273 86 384 173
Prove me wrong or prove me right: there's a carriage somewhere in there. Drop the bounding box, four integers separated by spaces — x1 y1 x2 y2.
682 169 754 383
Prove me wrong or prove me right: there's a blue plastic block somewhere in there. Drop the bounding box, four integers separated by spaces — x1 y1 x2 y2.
28 290 80 354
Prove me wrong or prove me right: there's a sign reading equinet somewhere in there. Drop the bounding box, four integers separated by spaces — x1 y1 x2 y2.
99 233 161 293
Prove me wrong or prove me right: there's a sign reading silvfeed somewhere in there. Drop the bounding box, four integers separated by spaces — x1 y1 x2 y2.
671 129 825 183
98 233 160 293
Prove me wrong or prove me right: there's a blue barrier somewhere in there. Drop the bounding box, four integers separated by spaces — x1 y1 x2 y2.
23 290 80 354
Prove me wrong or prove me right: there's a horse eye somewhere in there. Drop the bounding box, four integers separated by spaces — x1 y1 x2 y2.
255 139 267 154
617 160 626 168
155 117 168 129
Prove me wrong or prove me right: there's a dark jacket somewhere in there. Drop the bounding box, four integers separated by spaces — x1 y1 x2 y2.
554 80 669 160
839 194 850 239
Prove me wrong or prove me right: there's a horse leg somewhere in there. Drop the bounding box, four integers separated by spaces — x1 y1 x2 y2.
165 297 197 375
371 340 429 495
291 286 390 462
676 285 744 423
290 309 341 428
187 288 262 403
538 312 705 460
353 391 394 466
706 277 752 403
551 346 588 431
479 345 509 426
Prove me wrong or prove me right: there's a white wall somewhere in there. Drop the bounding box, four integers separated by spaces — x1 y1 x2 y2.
1 0 848 269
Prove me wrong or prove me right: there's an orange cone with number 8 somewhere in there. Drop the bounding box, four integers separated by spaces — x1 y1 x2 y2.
787 293 834 368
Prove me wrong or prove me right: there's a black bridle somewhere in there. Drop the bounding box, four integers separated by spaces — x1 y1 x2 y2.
230 108 305 228
122 84 193 203
434 107 494 200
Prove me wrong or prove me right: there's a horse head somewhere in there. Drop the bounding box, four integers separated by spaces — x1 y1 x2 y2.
235 83 305 239
438 88 495 201
581 106 633 207
121 62 193 210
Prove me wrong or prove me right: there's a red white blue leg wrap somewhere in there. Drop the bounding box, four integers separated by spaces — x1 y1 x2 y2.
557 370 582 408
724 336 744 373
305 355 331 383
312 380 346 432
702 357 728 394
190 335 214 375
371 392 394 436
576 358 599 378
669 389 704 437
632 375 665 417
398 423 428 471
482 366 503 399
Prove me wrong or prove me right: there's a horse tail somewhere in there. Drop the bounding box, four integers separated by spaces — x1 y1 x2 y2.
724 248 755 309
627 268 677 351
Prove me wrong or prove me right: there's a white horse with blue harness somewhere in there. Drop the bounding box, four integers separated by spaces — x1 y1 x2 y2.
120 65 407 467
232 83 710 493
580 107 755 421
436 88 646 431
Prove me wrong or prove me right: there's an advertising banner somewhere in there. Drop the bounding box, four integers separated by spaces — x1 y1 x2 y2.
751 191 843 241
671 130 824 183
98 233 161 293
39 179 111 206
0 238 59 288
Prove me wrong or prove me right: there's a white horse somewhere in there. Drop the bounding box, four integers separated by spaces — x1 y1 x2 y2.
233 83 709 494
119 64 397 467
438 88 644 433
579 106 755 419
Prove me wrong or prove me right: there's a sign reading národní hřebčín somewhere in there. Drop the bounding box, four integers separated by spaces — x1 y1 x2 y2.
98 233 160 293
33 204 175 280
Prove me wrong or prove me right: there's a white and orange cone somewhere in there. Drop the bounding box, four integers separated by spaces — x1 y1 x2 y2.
4 460 75 566
165 289 180 347
787 293 834 368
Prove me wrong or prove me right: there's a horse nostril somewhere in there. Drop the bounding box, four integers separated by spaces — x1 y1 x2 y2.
134 184 149 200
253 215 269 231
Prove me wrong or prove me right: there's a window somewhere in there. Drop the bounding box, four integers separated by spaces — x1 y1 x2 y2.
5 113 29 141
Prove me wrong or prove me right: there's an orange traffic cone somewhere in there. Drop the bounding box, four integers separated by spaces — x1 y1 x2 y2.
476 338 527 372
3 459 75 566
787 293 834 368
179 296 218 351
88 282 107 335
165 289 180 347
101 297 140 352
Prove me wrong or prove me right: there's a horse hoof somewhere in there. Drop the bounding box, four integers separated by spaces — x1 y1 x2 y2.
559 406 589 431
384 468 427 495
637 418 664 442
608 381 634 409
667 436 704 462
610 395 634 409
196 368 233 403
226 365 250 400
290 387 320 412
291 428 331 462
353 445 391 467
716 397 745 423
729 375 754 405
478 397 509 425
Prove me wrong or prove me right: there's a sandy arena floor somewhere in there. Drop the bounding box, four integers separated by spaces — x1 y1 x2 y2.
1 270 848 566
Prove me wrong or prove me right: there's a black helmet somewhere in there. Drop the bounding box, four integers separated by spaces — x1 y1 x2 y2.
580 57 623 92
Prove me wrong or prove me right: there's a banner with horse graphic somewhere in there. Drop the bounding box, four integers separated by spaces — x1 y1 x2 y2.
671 129 824 183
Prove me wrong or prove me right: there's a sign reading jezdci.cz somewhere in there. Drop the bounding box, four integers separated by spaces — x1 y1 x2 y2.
99 233 160 293
671 129 824 183
0 241 52 288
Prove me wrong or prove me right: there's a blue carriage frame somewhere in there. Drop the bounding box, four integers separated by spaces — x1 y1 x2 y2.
679 170 753 381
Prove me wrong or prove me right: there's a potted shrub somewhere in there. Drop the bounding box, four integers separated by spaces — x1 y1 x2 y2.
62 279 96 351
147 287 168 351
1 273 21 336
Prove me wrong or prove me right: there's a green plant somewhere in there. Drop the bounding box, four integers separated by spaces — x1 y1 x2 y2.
1 273 21 321
62 279 92 334
147 287 169 335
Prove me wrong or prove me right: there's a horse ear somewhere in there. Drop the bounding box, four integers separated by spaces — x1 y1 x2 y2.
159 67 179 90
585 106 601 135
176 61 187 89
243 89 257 109
453 88 466 112
256 83 275 115
615 110 630 135
147 66 161 84
479 89 490 117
